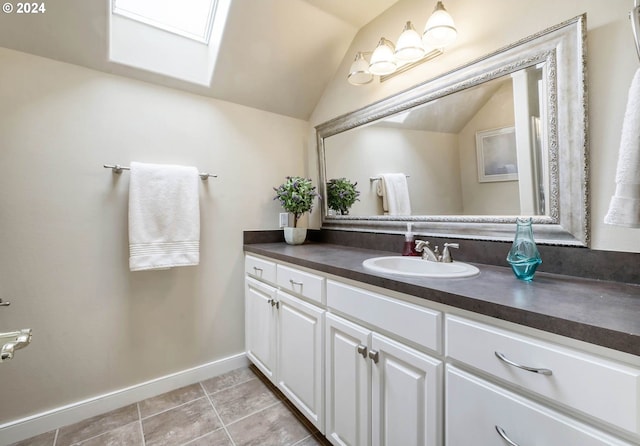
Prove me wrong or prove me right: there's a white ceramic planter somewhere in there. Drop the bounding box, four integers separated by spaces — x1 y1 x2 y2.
284 227 307 245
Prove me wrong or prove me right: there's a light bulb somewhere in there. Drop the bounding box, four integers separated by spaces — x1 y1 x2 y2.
423 1 457 48
395 21 425 62
347 52 373 85
369 38 397 76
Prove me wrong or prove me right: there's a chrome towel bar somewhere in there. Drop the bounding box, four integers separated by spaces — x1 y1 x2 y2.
104 164 217 181
369 175 410 182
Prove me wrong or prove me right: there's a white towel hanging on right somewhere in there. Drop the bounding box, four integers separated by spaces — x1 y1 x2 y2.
604 67 640 228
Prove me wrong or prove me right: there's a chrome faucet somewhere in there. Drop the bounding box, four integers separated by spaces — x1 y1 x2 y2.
414 240 439 261
441 243 459 263
414 240 459 263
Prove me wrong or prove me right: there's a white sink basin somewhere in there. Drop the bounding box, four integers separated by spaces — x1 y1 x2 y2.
362 256 479 278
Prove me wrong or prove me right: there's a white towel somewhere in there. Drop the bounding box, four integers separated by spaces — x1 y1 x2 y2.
128 162 200 271
376 173 411 216
605 68 640 228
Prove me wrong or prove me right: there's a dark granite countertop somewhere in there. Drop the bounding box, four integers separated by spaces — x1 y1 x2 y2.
244 242 640 357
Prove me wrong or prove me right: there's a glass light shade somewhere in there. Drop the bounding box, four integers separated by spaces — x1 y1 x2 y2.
369 38 397 76
347 52 374 85
423 1 457 48
395 21 426 62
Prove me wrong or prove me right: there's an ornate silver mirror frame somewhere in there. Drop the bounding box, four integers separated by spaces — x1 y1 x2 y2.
316 15 588 246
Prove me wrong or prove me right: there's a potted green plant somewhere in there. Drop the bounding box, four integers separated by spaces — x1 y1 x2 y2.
327 178 360 215
273 176 320 244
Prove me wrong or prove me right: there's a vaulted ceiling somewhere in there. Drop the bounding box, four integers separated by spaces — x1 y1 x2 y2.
0 0 400 119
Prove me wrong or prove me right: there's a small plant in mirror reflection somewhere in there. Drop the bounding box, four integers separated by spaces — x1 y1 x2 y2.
327 178 360 215
273 176 320 227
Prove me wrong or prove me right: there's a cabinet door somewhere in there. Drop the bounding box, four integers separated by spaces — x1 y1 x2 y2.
277 291 325 431
371 333 442 446
325 313 371 446
245 277 277 383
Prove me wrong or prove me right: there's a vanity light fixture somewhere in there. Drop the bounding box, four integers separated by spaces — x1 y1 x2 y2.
369 38 397 76
423 1 458 48
347 1 457 86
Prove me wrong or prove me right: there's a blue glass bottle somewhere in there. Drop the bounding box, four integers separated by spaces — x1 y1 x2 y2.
507 217 542 281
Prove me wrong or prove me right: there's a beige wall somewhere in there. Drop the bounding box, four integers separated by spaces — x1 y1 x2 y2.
459 82 519 215
325 126 461 215
0 48 307 422
310 0 640 252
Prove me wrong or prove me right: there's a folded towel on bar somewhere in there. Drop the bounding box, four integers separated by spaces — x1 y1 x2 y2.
376 173 411 216
605 68 640 228
128 162 200 271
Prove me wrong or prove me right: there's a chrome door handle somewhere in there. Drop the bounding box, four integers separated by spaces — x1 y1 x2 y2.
0 299 10 307
356 344 368 358
495 351 552 376
495 426 520 446
368 349 379 364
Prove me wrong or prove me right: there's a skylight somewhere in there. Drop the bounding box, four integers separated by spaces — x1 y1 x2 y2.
113 0 217 43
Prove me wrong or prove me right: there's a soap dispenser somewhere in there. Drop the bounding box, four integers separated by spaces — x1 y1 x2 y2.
402 223 418 256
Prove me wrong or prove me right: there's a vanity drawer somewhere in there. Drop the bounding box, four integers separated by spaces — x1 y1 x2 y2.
446 366 633 446
327 280 441 353
245 255 277 284
276 264 325 304
446 315 640 434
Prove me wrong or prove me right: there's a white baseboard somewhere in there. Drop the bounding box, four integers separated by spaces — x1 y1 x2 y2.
0 352 249 445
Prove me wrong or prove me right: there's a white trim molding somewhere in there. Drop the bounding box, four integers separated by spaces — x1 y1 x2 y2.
0 352 248 445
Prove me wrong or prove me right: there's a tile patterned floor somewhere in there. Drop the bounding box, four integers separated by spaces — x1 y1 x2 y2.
10 366 332 446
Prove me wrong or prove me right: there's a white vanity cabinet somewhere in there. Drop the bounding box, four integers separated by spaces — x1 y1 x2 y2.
275 290 324 429
446 314 640 444
245 276 277 381
245 252 640 446
446 314 640 438
244 256 325 430
325 281 443 446
446 366 634 446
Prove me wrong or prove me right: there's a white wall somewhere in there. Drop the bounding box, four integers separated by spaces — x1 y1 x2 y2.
310 0 640 252
0 47 307 423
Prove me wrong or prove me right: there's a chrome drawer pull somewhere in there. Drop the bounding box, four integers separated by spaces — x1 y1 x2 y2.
289 279 303 287
253 266 263 275
495 351 553 376
495 426 520 446
356 344 368 358
368 349 379 364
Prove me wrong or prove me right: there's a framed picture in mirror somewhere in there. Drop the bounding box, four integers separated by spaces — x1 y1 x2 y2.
475 126 518 183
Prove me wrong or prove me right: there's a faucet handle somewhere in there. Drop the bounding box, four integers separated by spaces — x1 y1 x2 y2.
442 243 459 263
414 239 429 252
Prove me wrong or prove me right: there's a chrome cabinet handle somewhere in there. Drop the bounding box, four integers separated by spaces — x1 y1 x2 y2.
495 426 520 446
269 299 280 309
253 266 263 275
289 279 303 287
495 351 552 376
0 299 10 307
356 344 368 358
368 349 379 364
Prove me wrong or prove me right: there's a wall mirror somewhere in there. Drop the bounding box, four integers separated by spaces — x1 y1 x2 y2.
316 15 588 246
